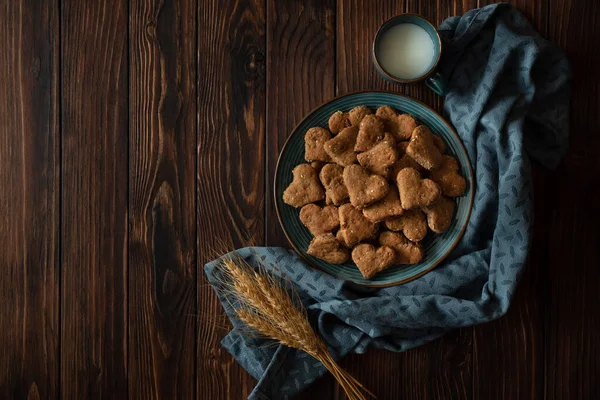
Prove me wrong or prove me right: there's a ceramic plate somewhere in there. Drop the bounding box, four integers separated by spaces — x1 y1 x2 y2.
274 91 474 287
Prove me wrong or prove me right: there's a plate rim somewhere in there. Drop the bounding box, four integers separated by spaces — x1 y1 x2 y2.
273 90 475 288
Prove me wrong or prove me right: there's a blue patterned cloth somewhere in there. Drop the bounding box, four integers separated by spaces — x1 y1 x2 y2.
204 4 570 399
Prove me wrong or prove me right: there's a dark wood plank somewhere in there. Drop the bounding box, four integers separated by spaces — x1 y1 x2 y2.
0 1 59 398
545 0 600 398
471 2 548 399
337 0 406 96
60 0 129 397
265 0 336 247
336 1 474 399
128 0 197 398
265 1 336 397
197 0 266 398
333 328 472 400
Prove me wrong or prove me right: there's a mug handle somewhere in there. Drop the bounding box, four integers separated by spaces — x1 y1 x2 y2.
425 72 447 96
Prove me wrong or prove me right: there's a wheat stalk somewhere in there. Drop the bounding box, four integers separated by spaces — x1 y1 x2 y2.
218 256 375 400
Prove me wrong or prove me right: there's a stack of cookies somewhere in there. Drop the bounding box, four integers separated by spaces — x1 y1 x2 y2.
283 105 466 280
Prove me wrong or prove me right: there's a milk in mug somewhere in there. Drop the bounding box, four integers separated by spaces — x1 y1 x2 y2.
376 23 436 80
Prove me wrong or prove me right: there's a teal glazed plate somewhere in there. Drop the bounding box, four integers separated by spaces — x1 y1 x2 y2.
274 91 474 287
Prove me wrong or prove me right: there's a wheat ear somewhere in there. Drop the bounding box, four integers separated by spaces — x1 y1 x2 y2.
219 256 375 400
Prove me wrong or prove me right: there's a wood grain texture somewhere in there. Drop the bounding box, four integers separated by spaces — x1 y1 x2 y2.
197 0 266 398
336 1 474 399
0 1 59 398
337 0 406 96
471 2 547 399
265 0 337 400
2 0 600 398
338 311 472 400
265 0 338 395
545 0 600 397
60 0 129 398
265 1 336 395
336 329 472 400
265 0 336 247
129 0 197 398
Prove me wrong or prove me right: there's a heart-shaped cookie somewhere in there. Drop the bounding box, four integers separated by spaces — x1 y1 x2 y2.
343 164 389 209
328 106 373 134
378 231 424 264
283 164 325 208
324 126 359 166
422 195 455 233
355 115 386 152
351 243 396 279
362 186 404 223
384 208 428 242
429 155 466 197
357 141 398 177
299 204 339 235
406 125 443 171
319 163 349 205
395 114 419 140
304 127 332 162
375 106 418 141
396 167 441 209
375 106 399 134
307 233 350 264
338 203 378 247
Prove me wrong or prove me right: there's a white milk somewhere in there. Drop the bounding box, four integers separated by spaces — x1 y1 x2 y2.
377 23 436 80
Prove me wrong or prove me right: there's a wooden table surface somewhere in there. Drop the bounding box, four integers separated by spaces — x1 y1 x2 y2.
1 0 598 399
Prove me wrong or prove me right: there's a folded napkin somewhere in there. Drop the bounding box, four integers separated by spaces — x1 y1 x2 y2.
205 4 570 399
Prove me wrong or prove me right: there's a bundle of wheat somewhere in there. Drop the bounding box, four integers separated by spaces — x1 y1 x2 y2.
217 256 375 400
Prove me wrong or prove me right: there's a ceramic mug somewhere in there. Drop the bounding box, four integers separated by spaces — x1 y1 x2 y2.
372 14 447 96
